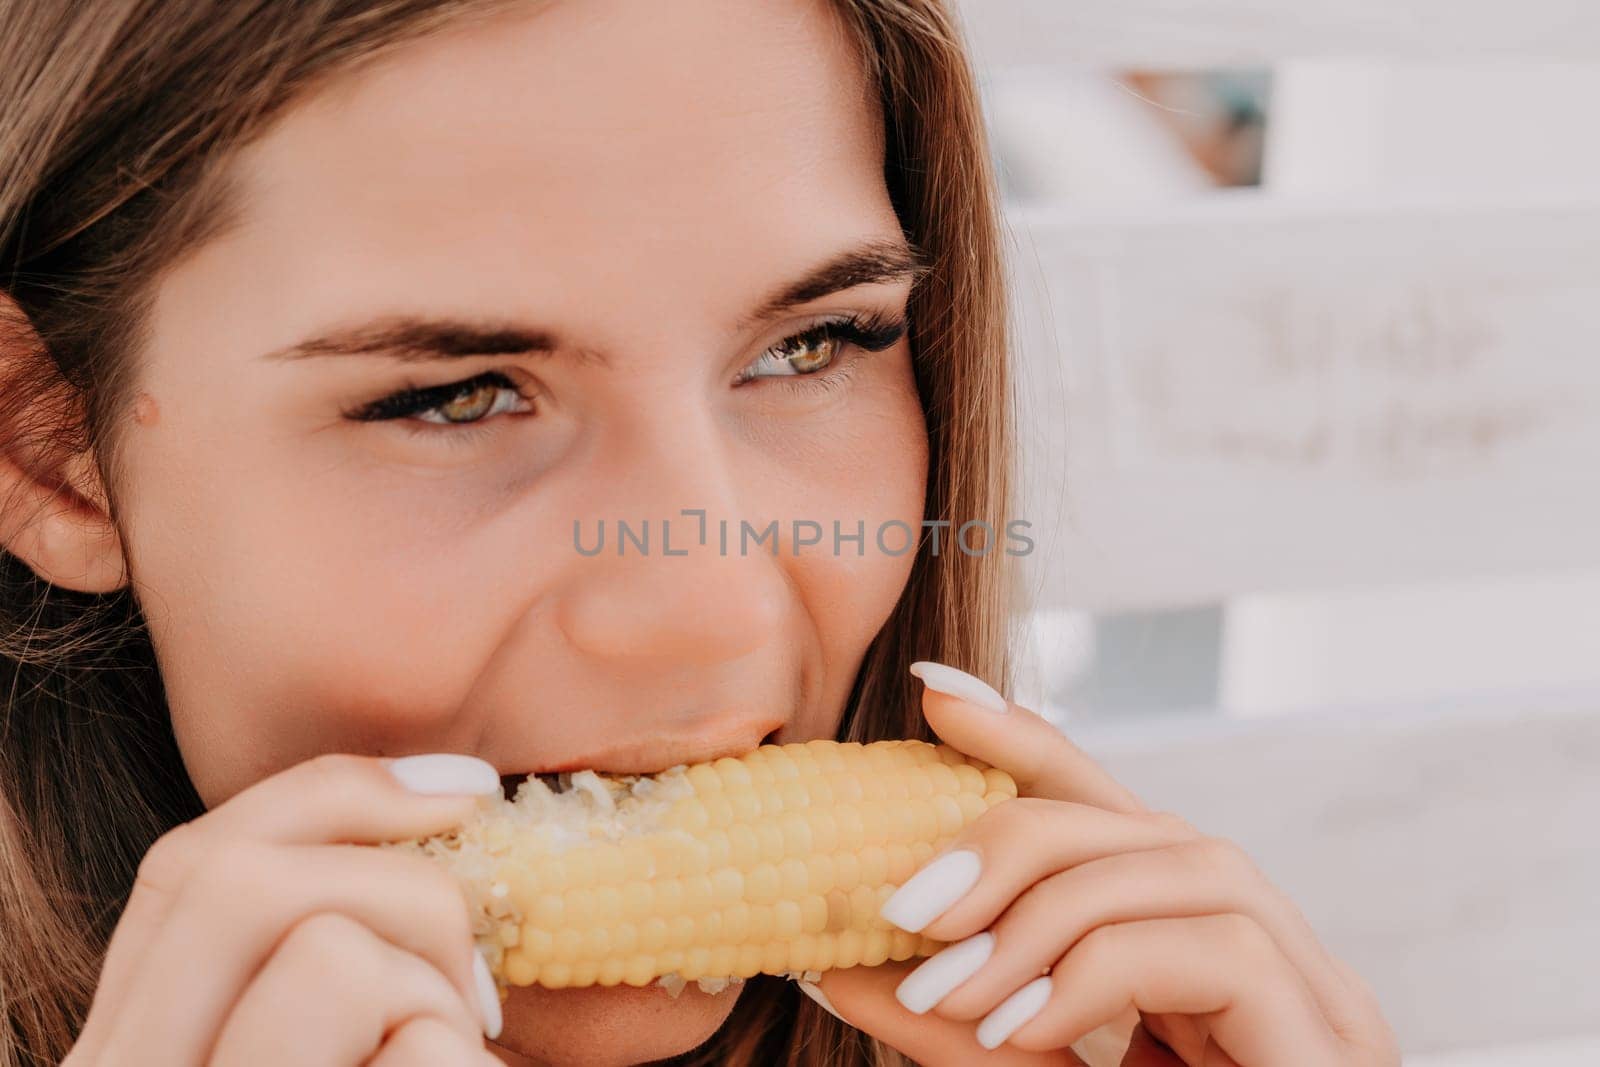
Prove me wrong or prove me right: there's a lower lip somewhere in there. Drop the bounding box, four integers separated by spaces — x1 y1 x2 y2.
502 976 736 1013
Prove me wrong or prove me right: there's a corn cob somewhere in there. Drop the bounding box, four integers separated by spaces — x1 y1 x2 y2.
387 739 1017 997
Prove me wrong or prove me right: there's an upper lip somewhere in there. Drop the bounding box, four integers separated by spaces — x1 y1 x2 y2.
494 717 787 783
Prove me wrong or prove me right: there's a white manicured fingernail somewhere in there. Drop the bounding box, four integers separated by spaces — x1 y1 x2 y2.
796 980 844 1022
976 976 1051 1050
895 931 994 1014
879 848 981 932
473 949 503 1039
909 661 1008 714
383 753 501 796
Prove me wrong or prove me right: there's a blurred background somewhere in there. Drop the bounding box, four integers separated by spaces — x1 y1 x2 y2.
949 2 1600 1063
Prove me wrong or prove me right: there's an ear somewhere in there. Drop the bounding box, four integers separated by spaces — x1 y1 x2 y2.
0 300 129 594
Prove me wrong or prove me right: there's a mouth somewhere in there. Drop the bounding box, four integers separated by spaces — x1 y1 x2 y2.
497 724 785 802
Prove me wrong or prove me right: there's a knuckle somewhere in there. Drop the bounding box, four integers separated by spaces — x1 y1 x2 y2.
383 1016 468 1061
947 794 1015 845
1211 912 1274 958
1184 835 1258 881
1333 954 1389 1014
292 752 394 813
1146 810 1197 837
989 796 1054 837
299 751 373 791
134 822 199 889
183 838 271 904
277 911 376 977
382 845 468 902
366 852 475 974
409 860 474 942
1071 922 1122 969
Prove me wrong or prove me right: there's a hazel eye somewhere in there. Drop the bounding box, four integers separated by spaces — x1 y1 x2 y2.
734 312 908 386
747 332 842 378
348 370 534 429
421 380 508 424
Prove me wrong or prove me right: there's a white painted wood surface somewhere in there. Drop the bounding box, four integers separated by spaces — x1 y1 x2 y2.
1219 571 1600 717
1007 192 1600 613
1066 697 1600 1056
952 0 1600 69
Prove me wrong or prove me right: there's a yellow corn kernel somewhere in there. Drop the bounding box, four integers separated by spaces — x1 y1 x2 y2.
810 934 836 971
682 873 713 914
799 893 828 934
708 944 737 978
624 955 656 986
505 952 538 986
804 853 834 894
885 843 915 884
418 739 1015 992
983 767 1018 799
858 845 888 887
951 763 986 796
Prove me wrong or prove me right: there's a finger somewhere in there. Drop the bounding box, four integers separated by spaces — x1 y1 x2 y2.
101 842 491 1065
909 661 1143 812
917 837 1353 1032
140 754 496 885
1121 1024 1196 1067
879 798 1194 937
367 1017 505 1067
209 912 482 1066
816 962 1082 1067
79 753 493 1055
1323 954 1404 1063
1000 915 1347 1067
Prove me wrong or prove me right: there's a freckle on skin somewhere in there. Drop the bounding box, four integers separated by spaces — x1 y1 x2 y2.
132 391 159 425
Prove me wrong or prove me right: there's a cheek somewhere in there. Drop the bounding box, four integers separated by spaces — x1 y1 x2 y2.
776 352 928 641
138 462 538 804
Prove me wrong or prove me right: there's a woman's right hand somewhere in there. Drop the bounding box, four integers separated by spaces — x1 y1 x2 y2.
62 752 507 1066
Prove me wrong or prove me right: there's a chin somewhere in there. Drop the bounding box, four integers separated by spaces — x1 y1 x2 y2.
490 979 748 1067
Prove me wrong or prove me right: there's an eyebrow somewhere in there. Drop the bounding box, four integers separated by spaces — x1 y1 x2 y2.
260 237 933 365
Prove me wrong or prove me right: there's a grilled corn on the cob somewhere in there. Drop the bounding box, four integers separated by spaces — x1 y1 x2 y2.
387 738 1017 998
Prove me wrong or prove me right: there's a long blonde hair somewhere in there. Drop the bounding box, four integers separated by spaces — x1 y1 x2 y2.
0 2 1015 1063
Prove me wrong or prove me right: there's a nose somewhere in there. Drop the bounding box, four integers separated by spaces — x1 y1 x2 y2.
556 524 788 664
553 412 790 667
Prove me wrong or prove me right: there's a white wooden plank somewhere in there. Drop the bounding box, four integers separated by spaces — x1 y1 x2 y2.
953 0 1600 69
1218 572 1600 716
1063 695 1600 1053
1007 192 1600 612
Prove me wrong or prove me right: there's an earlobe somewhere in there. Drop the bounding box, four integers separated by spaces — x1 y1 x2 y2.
0 444 129 594
0 294 129 594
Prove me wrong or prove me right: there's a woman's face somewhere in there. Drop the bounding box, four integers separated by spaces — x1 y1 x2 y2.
111 0 926 1061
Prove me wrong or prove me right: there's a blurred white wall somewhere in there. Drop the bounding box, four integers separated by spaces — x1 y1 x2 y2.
961 9 1600 1060
1266 61 1600 198
1222 571 1600 717
981 69 1213 203
1221 61 1600 717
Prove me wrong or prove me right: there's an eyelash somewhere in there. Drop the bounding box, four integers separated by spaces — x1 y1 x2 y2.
345 310 910 445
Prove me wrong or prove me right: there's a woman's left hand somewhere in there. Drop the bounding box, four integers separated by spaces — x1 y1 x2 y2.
808 662 1401 1067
